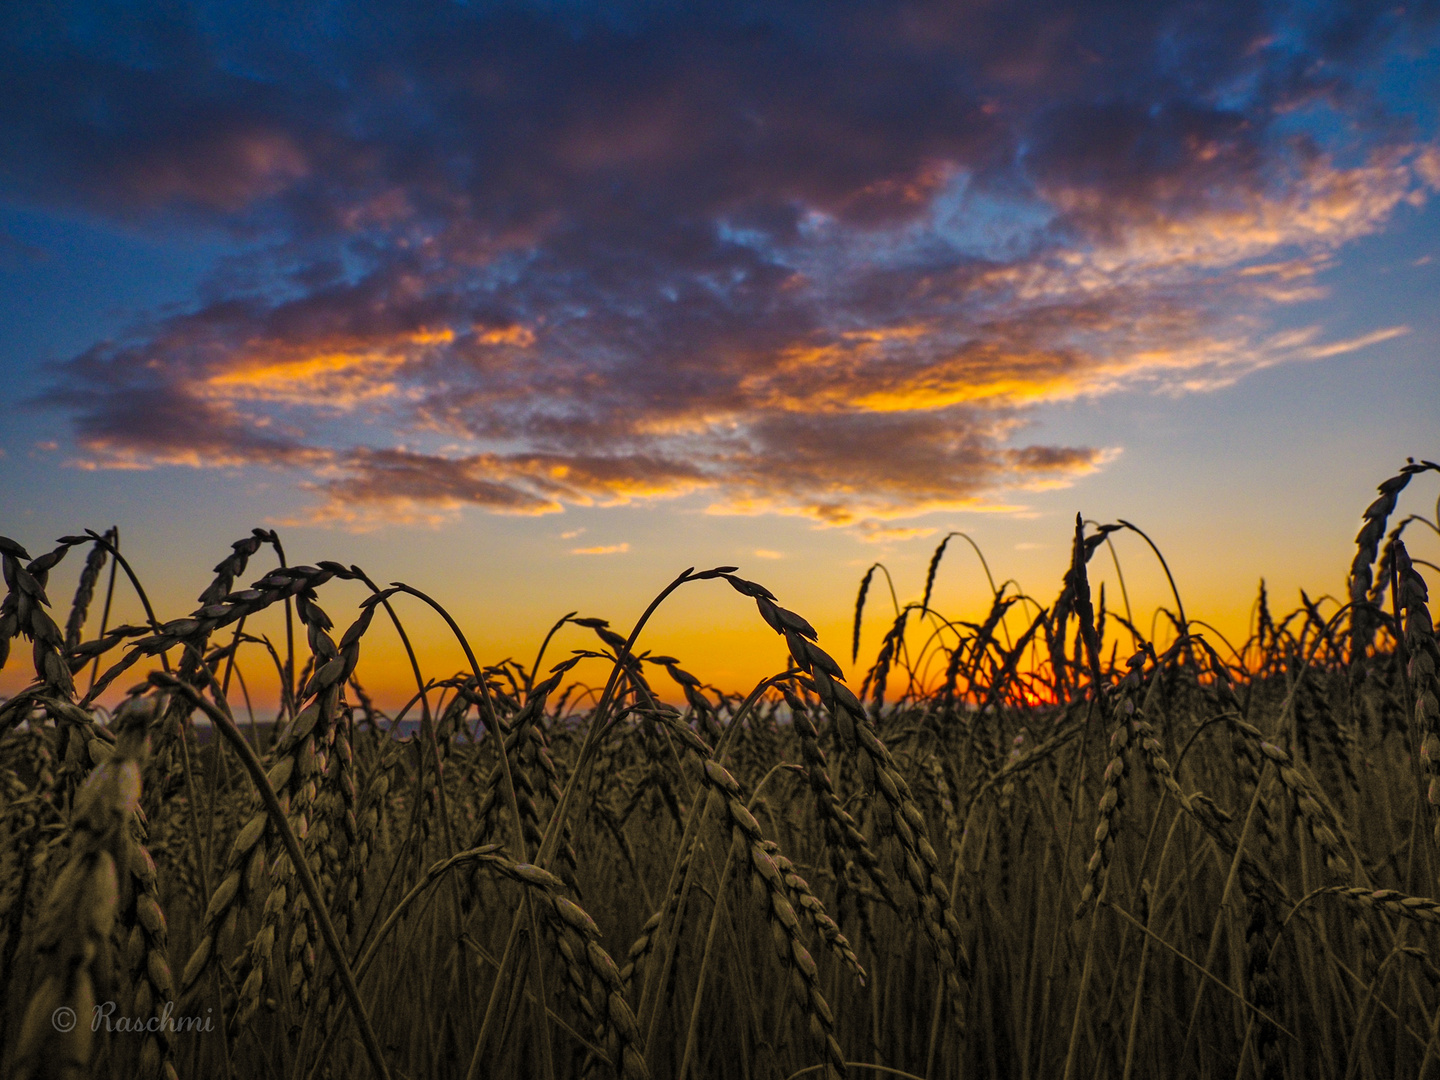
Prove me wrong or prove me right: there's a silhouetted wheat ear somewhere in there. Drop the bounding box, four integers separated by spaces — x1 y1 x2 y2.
1349 460 1440 658
851 562 878 664
13 697 150 1080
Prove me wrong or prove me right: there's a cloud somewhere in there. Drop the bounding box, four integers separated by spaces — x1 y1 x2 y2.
1298 325 1409 360
9 1 1439 528
854 523 940 544
571 543 629 555
312 446 709 516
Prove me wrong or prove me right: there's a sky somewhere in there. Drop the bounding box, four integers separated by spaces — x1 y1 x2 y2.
2 0 1439 707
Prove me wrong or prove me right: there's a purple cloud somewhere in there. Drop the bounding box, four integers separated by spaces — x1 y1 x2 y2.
7 1 1438 527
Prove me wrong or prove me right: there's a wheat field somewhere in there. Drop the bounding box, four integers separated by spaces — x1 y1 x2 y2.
2 461 1440 1080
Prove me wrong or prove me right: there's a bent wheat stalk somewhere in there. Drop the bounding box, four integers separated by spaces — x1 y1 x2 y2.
151 674 392 1080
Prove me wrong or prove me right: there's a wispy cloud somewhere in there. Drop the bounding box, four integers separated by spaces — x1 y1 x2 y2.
9 1 1438 531
571 543 629 556
1299 326 1410 361
854 523 940 544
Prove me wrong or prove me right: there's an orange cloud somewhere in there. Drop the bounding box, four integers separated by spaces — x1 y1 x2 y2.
204 328 455 407
571 543 630 555
474 324 536 348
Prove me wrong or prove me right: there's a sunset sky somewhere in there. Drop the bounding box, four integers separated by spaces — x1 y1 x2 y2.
3 1 1439 707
